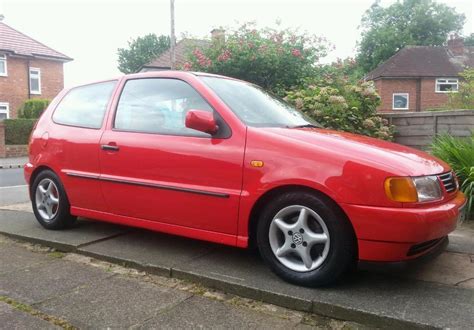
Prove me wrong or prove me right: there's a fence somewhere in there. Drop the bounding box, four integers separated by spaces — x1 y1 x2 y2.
382 110 474 150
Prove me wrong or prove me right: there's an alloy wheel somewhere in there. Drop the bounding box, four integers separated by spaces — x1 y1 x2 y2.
268 205 330 272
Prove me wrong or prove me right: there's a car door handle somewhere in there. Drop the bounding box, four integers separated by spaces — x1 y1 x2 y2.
101 144 120 151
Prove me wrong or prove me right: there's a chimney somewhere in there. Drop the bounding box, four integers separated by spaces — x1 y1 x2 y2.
211 28 225 43
447 36 464 56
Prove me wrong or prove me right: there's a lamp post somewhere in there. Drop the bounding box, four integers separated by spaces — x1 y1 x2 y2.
170 0 176 70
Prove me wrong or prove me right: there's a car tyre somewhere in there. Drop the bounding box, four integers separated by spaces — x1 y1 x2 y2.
256 191 356 287
31 170 77 230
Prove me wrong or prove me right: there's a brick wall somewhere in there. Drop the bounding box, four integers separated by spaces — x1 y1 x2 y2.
383 110 474 150
0 55 64 118
375 78 450 112
419 78 449 111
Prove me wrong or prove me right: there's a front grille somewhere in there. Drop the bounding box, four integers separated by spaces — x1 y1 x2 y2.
438 171 457 193
407 237 445 256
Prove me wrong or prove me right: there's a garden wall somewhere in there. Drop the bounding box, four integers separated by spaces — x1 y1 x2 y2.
0 122 29 158
382 110 474 150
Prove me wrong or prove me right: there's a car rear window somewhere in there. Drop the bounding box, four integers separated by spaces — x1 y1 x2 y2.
53 80 116 129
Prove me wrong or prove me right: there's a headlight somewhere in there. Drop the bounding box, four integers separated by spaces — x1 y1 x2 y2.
385 175 442 203
412 176 442 202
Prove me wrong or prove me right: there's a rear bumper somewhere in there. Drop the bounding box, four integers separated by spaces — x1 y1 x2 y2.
341 191 466 262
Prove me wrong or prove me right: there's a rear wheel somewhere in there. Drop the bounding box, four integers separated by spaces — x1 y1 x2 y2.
31 170 76 229
256 191 356 286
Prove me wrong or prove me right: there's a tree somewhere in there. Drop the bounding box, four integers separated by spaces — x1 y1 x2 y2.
117 34 170 74
182 23 330 93
464 33 474 47
357 0 465 73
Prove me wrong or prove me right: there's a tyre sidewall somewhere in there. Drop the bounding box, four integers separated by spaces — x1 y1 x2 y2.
257 192 355 287
31 170 75 230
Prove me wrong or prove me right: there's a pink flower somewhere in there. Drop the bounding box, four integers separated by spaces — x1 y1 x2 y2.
182 62 192 71
291 49 302 57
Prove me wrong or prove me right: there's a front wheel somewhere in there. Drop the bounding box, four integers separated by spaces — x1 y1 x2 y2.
256 191 356 287
31 170 77 230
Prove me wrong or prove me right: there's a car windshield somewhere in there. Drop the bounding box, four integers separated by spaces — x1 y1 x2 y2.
199 76 319 128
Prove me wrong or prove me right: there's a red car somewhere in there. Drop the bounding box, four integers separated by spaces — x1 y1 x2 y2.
25 71 466 286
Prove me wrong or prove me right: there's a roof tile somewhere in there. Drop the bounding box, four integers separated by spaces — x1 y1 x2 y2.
365 46 473 80
0 22 72 61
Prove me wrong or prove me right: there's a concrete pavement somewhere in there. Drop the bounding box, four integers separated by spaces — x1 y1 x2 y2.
1 236 355 329
0 205 473 328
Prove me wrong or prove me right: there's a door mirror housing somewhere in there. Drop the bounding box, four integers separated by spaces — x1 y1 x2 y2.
185 109 218 135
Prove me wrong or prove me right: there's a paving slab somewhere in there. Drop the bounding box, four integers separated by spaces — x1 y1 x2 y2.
1 208 474 328
448 221 474 254
0 242 52 275
78 229 218 276
400 251 474 286
0 257 113 304
173 246 474 329
137 294 301 329
0 210 131 251
37 275 191 329
0 301 60 329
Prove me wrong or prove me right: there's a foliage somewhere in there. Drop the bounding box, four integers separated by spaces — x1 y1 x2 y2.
18 99 50 119
183 22 331 92
357 0 465 73
285 76 394 140
4 119 37 145
447 69 474 110
431 134 474 219
464 33 474 47
117 34 170 74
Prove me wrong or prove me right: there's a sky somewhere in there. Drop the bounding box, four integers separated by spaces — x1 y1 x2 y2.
1 0 472 87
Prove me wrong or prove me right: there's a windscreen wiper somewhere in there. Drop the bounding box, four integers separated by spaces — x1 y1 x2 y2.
289 124 321 128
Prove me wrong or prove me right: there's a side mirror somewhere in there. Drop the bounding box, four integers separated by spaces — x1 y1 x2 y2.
185 109 218 135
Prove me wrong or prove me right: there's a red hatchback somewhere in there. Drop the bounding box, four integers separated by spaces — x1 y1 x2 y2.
25 71 466 286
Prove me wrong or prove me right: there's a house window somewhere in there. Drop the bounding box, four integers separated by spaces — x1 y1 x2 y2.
392 93 409 110
0 54 7 76
435 78 458 93
0 103 9 120
29 67 41 94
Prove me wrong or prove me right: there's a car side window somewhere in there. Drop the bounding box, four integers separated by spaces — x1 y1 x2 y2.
53 81 116 129
114 78 214 137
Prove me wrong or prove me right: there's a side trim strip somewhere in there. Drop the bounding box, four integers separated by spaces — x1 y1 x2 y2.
65 172 230 198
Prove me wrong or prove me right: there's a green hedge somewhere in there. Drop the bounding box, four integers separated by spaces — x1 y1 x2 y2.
4 119 37 145
18 99 50 119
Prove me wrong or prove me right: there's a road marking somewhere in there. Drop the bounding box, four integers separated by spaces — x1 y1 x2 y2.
0 185 28 189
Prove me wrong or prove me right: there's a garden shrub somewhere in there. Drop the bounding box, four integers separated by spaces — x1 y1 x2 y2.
285 80 394 140
183 22 330 92
447 69 474 110
18 99 50 119
4 119 37 145
431 133 474 220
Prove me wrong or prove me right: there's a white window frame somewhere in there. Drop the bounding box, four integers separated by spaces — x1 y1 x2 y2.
0 102 10 119
29 67 41 95
0 54 7 77
392 93 409 110
435 78 458 93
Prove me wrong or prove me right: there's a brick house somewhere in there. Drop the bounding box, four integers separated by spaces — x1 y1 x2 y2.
0 20 72 119
365 38 473 112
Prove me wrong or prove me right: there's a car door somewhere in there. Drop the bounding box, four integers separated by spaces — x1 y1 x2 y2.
98 77 245 235
49 80 117 212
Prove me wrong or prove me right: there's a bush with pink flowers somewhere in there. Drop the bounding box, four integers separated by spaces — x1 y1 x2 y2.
182 22 330 92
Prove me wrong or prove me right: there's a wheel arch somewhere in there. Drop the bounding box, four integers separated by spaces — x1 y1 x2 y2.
247 184 357 256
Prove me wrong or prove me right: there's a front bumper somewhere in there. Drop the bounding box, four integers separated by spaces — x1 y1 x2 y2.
341 191 466 262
